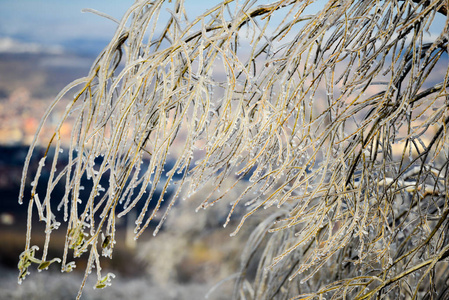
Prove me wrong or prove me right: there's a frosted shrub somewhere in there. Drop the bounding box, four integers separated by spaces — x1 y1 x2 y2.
19 0 449 299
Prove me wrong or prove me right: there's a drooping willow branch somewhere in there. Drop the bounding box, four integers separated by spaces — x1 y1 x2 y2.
18 0 449 299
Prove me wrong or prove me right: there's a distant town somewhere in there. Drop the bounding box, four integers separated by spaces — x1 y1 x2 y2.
0 49 96 145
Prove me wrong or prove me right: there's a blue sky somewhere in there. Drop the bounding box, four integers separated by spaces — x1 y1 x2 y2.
0 0 230 43
0 0 229 54
0 0 135 45
0 1 445 54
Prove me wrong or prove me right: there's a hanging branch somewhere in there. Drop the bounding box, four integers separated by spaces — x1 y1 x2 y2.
18 0 449 299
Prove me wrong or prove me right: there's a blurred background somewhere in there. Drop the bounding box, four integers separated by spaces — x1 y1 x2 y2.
0 1 246 299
